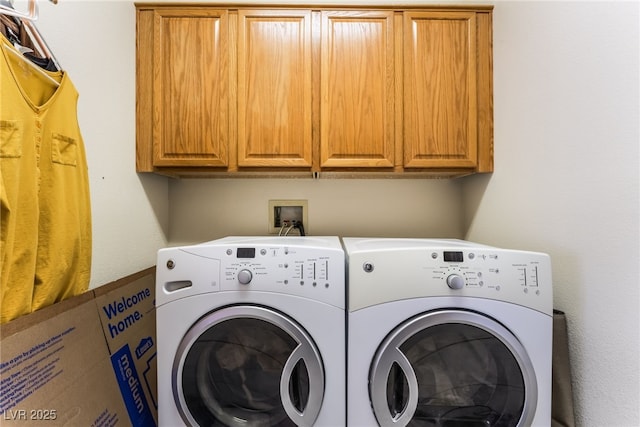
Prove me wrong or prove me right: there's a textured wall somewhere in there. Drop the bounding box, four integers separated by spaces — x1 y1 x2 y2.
463 2 640 426
31 0 640 425
35 1 169 288
168 178 464 244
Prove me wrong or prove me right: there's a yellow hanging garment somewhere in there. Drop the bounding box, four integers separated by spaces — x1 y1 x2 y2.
0 34 91 323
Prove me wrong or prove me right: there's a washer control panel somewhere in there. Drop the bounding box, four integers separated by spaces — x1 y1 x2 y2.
157 237 345 308
221 245 337 292
426 249 547 298
345 238 552 314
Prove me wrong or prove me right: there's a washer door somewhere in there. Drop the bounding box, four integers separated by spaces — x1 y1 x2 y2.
173 305 324 427
369 310 537 427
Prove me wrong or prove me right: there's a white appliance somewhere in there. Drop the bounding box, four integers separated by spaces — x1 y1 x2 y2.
344 238 553 427
155 236 345 427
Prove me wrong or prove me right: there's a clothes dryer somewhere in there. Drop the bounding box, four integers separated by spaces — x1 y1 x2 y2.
156 236 345 427
344 238 553 427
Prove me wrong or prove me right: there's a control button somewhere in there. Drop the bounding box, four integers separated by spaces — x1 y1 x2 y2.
446 274 465 290
238 269 253 285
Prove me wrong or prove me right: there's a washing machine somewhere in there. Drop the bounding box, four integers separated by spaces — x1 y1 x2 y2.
155 236 345 427
344 238 553 427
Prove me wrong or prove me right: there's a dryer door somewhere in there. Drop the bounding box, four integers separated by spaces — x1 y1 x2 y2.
173 305 324 427
369 310 537 427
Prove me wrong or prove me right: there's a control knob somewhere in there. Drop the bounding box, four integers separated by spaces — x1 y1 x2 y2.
446 274 465 290
238 269 253 285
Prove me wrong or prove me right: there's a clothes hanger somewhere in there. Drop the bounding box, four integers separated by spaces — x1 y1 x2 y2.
1 0 60 85
0 0 61 71
0 0 38 21
21 18 57 63
0 13 21 41
0 0 58 20
2 40 60 86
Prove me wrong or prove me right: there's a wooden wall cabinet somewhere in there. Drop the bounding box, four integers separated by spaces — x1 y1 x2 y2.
136 4 493 177
320 10 396 168
403 11 493 172
142 8 230 168
237 10 313 168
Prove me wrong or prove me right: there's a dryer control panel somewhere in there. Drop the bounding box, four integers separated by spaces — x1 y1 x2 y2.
156 236 345 309
343 238 553 315
427 249 547 296
221 244 337 291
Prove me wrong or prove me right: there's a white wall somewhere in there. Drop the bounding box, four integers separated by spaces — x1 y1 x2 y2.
463 2 640 426
35 1 169 288
29 0 640 425
169 178 464 244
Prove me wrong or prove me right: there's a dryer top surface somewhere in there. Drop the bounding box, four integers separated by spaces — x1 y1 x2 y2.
205 235 343 249
342 237 495 253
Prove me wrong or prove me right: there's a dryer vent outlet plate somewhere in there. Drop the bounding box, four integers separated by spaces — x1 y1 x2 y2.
269 199 308 234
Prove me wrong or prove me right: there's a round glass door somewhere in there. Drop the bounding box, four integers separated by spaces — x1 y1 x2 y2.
369 310 537 427
173 305 324 427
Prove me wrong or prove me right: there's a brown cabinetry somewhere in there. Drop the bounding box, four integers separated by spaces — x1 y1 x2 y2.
136 4 493 177
320 10 396 168
237 10 313 168
142 8 230 168
404 11 477 169
403 11 493 171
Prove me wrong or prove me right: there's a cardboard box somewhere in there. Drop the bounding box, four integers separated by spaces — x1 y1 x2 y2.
0 268 157 426
94 269 157 427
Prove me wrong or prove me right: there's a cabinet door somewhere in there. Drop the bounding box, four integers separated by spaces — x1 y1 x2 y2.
153 9 229 167
320 11 396 168
404 11 478 169
237 10 312 167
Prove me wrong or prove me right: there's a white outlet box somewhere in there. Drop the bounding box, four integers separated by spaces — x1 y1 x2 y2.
268 200 308 235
